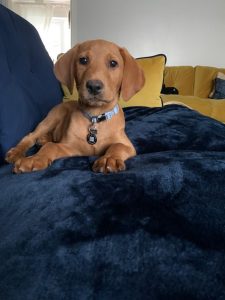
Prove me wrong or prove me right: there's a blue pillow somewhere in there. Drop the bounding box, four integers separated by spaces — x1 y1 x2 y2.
0 5 63 165
212 78 225 99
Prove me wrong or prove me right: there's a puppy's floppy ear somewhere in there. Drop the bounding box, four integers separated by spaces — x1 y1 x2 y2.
119 48 145 101
54 44 80 94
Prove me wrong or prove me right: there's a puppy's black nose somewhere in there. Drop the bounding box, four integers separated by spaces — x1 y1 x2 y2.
86 80 103 95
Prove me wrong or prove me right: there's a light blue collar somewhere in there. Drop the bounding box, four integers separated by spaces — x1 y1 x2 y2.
82 104 119 124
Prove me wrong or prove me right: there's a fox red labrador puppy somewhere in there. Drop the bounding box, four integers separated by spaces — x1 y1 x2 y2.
6 39 145 173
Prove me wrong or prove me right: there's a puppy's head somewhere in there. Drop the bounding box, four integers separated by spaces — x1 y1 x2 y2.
54 39 145 107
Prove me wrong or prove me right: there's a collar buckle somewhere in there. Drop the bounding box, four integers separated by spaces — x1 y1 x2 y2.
97 114 107 122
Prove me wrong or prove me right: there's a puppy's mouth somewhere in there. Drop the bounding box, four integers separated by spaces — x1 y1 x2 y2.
79 96 112 107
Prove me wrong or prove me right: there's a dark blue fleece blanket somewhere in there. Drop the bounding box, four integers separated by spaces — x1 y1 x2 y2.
0 105 225 300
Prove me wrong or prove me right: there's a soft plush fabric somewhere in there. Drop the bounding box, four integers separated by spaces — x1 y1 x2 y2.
194 65 225 98
0 5 63 165
119 54 166 108
1 105 225 300
163 66 195 96
161 94 225 123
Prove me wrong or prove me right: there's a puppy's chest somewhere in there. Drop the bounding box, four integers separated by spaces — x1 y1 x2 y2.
63 117 119 155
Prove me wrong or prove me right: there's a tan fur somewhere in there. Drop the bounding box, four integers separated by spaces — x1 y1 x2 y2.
5 39 145 173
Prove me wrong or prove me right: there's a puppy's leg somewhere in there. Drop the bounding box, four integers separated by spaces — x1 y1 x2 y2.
92 143 136 173
5 104 65 163
5 131 42 164
36 132 53 146
13 142 75 173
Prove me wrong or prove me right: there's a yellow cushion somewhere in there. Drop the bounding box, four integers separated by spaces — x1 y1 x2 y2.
61 84 78 102
119 54 166 108
163 66 195 96
194 66 225 98
161 94 225 123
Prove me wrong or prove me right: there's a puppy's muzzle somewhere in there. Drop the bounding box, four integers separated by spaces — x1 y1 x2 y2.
86 80 104 96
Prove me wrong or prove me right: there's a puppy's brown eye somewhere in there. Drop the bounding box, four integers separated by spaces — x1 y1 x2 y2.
109 60 118 68
79 57 89 65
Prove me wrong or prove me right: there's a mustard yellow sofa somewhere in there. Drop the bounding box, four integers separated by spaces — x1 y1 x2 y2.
161 66 225 123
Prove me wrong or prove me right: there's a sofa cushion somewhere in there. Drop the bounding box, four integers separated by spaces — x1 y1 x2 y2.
194 66 225 98
163 66 195 96
209 72 225 98
0 5 63 165
161 94 225 123
119 54 166 108
212 77 225 99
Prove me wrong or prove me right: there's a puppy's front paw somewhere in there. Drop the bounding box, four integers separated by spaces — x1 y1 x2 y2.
13 155 51 173
5 147 25 163
92 156 126 174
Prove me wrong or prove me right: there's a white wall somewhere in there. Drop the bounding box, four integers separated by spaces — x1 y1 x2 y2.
70 0 78 46
71 0 225 67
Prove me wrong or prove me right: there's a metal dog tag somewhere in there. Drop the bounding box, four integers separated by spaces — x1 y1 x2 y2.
87 127 97 145
87 133 97 145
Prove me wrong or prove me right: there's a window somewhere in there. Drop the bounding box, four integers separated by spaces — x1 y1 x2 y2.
9 0 70 62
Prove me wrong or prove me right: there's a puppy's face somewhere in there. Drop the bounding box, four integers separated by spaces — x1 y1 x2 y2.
74 40 124 107
54 39 145 108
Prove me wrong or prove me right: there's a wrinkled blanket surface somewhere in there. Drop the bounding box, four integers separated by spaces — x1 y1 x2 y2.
0 105 225 300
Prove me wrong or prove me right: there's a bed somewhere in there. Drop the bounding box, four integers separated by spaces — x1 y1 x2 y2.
1 105 225 300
